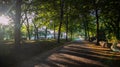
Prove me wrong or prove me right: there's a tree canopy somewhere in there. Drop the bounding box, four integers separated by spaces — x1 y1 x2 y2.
0 0 120 44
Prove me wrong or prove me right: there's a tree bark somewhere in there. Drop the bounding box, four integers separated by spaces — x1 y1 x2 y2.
57 0 64 43
33 22 39 40
53 22 56 39
25 11 31 40
84 21 87 40
36 27 39 40
96 9 99 45
66 13 69 41
70 30 73 40
116 11 120 40
45 27 47 39
87 25 90 39
82 15 88 40
14 0 22 45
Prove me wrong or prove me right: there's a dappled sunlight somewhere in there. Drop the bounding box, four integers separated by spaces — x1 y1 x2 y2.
40 42 120 67
0 0 120 67
86 44 120 57
4 41 14 45
61 44 120 60
25 40 36 43
0 40 66 67
7 41 120 67
47 53 80 66
46 52 106 67
60 53 104 66
1 39 120 67
59 48 112 60
34 64 50 67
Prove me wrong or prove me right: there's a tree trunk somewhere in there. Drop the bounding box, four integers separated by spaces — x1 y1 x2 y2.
36 27 39 40
25 12 31 40
95 9 99 45
53 22 56 39
66 13 69 41
70 30 73 40
26 24 31 40
116 12 120 40
87 26 90 39
14 0 22 45
33 22 39 40
86 19 89 39
45 27 47 39
57 0 64 43
84 21 87 40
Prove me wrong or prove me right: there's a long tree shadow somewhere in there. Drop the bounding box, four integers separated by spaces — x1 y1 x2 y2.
39 43 120 67
63 45 120 58
0 40 60 67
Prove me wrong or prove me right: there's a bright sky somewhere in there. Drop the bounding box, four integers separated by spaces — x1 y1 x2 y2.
0 15 10 25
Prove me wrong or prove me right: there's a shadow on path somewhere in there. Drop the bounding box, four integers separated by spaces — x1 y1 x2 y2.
18 40 120 67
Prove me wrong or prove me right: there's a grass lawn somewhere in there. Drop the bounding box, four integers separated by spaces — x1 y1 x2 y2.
0 39 69 67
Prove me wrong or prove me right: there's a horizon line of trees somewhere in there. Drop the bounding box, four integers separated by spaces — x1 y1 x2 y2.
0 0 119 45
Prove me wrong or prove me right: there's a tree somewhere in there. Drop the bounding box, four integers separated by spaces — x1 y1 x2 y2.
14 0 22 45
57 0 64 43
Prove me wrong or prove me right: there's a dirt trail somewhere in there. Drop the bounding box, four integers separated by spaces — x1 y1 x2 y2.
15 41 120 67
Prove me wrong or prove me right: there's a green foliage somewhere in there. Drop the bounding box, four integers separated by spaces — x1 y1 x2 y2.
0 0 120 41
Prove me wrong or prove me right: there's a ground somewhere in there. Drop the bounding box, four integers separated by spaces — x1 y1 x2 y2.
12 40 120 67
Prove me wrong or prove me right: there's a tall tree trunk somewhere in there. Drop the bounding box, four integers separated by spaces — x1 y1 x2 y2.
87 26 90 39
36 27 39 40
26 22 31 40
33 22 39 40
45 27 47 39
53 22 56 39
70 30 73 40
116 23 120 40
14 0 22 45
83 15 88 40
86 19 89 40
116 11 120 40
95 9 99 45
66 13 69 41
84 21 87 40
57 0 64 43
25 12 31 40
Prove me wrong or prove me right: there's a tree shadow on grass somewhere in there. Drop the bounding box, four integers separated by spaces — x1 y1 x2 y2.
0 40 60 67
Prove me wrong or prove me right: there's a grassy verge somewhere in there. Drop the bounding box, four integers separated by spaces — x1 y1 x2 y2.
0 39 70 67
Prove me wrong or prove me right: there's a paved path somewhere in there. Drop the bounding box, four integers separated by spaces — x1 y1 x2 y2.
16 40 120 67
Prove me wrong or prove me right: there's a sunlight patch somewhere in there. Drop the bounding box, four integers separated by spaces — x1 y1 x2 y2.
0 15 10 25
